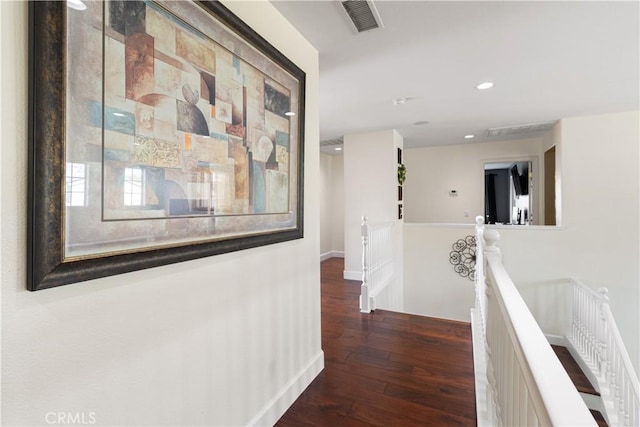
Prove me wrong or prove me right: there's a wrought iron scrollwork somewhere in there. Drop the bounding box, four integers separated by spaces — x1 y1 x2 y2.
449 235 476 281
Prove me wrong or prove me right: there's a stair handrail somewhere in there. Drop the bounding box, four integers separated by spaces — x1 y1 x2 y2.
473 219 596 426
360 216 395 313
569 278 640 426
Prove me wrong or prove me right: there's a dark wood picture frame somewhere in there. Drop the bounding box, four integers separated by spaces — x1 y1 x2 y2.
28 1 306 291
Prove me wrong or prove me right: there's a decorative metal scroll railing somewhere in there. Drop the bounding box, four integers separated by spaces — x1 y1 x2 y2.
359 216 395 313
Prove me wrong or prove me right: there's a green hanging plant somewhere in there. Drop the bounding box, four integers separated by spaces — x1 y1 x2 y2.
397 164 407 185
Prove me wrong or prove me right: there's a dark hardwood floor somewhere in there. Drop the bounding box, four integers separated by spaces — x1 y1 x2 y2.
275 257 476 426
551 345 608 427
551 345 599 395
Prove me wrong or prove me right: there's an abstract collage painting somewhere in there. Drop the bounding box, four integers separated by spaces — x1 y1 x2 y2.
28 1 305 290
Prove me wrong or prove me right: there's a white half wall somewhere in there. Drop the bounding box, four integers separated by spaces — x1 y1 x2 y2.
0 1 322 425
403 224 476 321
403 111 639 373
404 137 545 224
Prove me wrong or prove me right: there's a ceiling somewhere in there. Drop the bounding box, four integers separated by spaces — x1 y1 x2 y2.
270 1 639 153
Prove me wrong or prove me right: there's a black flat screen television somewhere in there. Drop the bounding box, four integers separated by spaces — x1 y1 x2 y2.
510 165 528 196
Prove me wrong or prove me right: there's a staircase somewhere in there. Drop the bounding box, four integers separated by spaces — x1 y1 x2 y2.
553 345 608 426
472 216 639 426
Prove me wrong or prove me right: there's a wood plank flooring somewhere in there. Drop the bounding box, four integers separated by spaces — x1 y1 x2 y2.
275 258 476 426
552 345 608 426
551 345 599 395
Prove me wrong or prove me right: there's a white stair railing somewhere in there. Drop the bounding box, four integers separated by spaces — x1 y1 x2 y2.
568 279 640 426
360 216 395 313
472 217 596 426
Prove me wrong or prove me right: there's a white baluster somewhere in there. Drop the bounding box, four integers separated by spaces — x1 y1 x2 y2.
517 365 524 427
526 399 537 426
507 346 515 426
596 288 608 378
607 330 615 397
360 216 371 313
590 295 596 366
574 284 580 350
615 354 622 421
580 290 588 354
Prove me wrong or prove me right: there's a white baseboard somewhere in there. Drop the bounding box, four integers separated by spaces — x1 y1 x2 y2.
247 350 324 427
545 334 602 395
580 392 610 427
564 340 602 395
580 391 605 412
320 251 344 261
343 270 361 281
545 334 568 346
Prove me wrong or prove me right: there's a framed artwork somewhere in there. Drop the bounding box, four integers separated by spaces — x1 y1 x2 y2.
28 1 306 291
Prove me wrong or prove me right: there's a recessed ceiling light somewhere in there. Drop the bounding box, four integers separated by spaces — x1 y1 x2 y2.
413 120 429 126
285 111 295 116
334 147 343 151
464 134 475 139
67 0 87 10
392 97 407 106
476 82 494 90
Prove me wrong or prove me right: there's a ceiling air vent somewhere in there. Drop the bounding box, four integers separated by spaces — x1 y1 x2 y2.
487 121 558 137
320 138 344 147
341 0 383 33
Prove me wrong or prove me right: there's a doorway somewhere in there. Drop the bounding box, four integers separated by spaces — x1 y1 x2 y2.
544 147 556 226
484 161 532 225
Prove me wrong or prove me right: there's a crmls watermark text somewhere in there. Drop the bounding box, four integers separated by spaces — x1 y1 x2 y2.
45 412 97 425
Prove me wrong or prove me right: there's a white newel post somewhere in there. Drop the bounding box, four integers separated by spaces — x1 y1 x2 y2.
483 228 502 426
482 228 501 259
360 216 372 313
597 287 609 381
475 216 485 284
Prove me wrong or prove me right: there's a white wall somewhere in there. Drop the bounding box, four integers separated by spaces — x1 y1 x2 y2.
403 111 640 373
0 1 322 426
557 111 639 372
330 155 345 255
404 137 545 224
403 224 477 321
343 130 402 279
320 154 333 256
319 153 344 259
